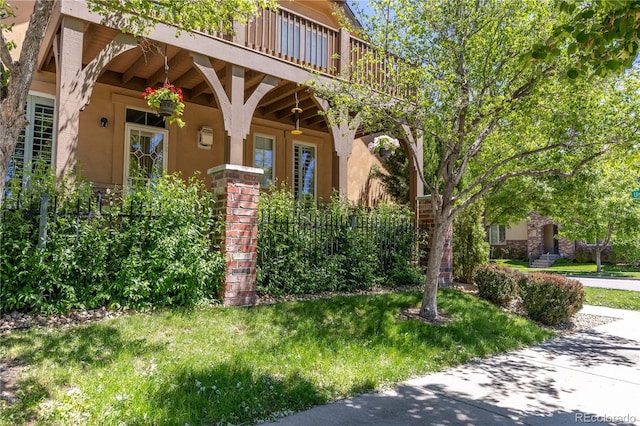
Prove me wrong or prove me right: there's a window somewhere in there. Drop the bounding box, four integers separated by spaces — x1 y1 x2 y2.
6 95 55 185
254 134 275 188
124 109 168 185
293 143 316 201
488 224 507 245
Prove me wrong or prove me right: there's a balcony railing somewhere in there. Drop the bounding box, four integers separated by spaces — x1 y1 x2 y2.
245 7 339 75
238 6 410 98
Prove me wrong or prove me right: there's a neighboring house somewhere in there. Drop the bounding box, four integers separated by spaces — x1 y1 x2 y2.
488 212 576 262
5 0 424 206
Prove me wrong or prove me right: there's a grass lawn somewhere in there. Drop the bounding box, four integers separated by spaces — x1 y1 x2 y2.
0 290 552 425
492 259 640 279
584 287 640 311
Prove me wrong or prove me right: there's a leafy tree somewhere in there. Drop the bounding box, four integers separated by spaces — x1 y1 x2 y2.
550 0 640 78
0 0 276 205
549 151 640 272
317 0 638 319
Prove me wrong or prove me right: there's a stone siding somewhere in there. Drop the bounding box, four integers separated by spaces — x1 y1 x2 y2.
527 212 575 259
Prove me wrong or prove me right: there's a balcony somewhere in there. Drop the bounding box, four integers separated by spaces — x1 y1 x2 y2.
38 2 409 134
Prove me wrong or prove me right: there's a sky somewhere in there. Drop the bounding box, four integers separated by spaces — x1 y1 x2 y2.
347 0 375 23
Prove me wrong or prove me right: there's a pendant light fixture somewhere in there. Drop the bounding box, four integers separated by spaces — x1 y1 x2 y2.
291 90 303 135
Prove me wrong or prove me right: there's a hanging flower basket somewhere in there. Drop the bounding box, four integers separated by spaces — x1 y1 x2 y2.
157 99 176 117
379 148 393 158
142 83 186 127
368 135 400 157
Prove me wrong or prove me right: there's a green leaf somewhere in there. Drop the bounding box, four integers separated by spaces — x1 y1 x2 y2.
567 68 580 79
575 31 590 43
581 9 596 19
532 50 547 60
605 59 621 70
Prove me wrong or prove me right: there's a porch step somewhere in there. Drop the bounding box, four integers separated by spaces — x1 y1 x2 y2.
531 254 560 268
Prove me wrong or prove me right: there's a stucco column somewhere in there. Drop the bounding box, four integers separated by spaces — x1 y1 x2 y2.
318 101 359 197
209 164 263 306
193 55 278 166
332 154 349 196
417 195 453 288
54 16 84 178
53 18 137 179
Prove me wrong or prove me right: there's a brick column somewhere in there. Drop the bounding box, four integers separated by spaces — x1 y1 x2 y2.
417 196 453 288
208 164 263 306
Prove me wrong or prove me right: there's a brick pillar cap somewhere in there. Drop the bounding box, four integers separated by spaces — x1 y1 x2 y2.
208 164 264 176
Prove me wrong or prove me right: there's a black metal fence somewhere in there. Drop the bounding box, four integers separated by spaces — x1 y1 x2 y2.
258 207 417 271
2 191 155 250
257 204 419 296
1 188 221 313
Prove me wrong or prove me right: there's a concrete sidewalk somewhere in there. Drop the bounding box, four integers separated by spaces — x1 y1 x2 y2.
268 306 640 425
575 277 640 292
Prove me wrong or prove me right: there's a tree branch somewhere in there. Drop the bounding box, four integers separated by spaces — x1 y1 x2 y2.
451 146 611 218
0 32 16 74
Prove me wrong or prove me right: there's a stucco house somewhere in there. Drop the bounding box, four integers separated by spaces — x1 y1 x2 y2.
5 0 439 305
488 212 576 266
6 0 424 206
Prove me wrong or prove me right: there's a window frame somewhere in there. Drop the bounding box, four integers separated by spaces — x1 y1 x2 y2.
488 224 507 245
6 93 56 185
123 122 169 186
292 141 317 201
253 133 276 188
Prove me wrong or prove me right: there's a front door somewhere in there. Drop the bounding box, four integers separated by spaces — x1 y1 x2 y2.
543 224 558 254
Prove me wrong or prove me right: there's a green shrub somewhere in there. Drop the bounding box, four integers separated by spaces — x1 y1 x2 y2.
474 264 522 307
520 273 584 326
385 256 425 287
453 200 489 283
1 170 224 314
256 188 417 295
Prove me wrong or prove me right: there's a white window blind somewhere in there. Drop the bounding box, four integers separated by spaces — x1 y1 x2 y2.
488 224 507 245
293 143 316 201
6 95 55 184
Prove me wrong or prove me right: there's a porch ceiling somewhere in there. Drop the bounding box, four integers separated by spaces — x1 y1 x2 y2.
41 22 330 133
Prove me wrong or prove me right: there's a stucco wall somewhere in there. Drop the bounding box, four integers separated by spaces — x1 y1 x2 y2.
505 220 527 241
347 135 390 206
77 84 335 200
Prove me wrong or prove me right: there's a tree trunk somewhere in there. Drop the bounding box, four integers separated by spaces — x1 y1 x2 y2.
419 214 450 320
0 0 54 205
0 110 27 196
595 241 602 273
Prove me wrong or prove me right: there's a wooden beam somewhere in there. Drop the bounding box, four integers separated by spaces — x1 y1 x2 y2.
81 23 97 61
172 66 199 88
261 90 299 115
191 80 211 98
258 82 298 109
145 49 190 86
275 98 315 119
122 52 149 83
305 112 326 126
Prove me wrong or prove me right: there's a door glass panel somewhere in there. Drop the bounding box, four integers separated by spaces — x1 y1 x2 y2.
127 127 166 185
